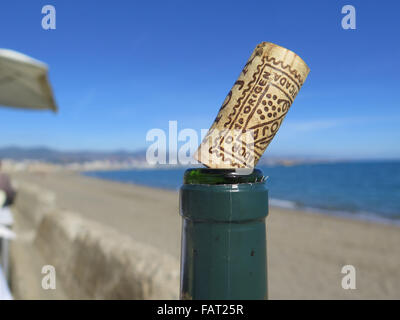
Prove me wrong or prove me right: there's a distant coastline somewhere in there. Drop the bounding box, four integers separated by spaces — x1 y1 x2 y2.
3 145 397 173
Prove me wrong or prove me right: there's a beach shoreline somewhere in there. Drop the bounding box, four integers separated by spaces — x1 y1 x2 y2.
9 170 400 299
81 170 400 228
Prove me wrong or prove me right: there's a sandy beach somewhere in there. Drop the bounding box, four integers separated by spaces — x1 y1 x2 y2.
9 171 400 299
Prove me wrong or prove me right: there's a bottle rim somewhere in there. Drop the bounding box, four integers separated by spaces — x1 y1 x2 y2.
183 168 265 185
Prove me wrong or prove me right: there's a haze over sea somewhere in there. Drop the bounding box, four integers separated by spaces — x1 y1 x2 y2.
84 161 400 224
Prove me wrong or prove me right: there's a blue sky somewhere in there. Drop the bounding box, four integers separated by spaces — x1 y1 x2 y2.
0 0 399 159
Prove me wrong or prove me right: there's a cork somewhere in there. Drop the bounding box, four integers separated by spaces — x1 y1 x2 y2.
194 42 310 168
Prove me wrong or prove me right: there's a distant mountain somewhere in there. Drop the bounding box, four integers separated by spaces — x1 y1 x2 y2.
0 146 147 164
0 146 337 166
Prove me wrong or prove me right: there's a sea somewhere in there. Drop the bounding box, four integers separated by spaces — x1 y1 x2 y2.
83 161 400 225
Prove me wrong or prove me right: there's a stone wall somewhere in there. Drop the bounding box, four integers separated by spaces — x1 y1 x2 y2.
11 182 179 299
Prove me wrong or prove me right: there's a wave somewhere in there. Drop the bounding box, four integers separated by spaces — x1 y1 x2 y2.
269 198 298 209
269 197 400 226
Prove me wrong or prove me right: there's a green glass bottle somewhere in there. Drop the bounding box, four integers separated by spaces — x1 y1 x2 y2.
179 168 269 300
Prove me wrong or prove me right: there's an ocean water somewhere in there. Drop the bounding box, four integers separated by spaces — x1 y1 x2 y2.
83 161 400 223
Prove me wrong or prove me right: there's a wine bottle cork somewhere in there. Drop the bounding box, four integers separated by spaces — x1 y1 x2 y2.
194 42 310 168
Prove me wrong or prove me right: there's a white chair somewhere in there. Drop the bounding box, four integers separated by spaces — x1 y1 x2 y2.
0 191 5 208
0 190 15 231
0 264 12 300
0 190 15 297
0 206 13 227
